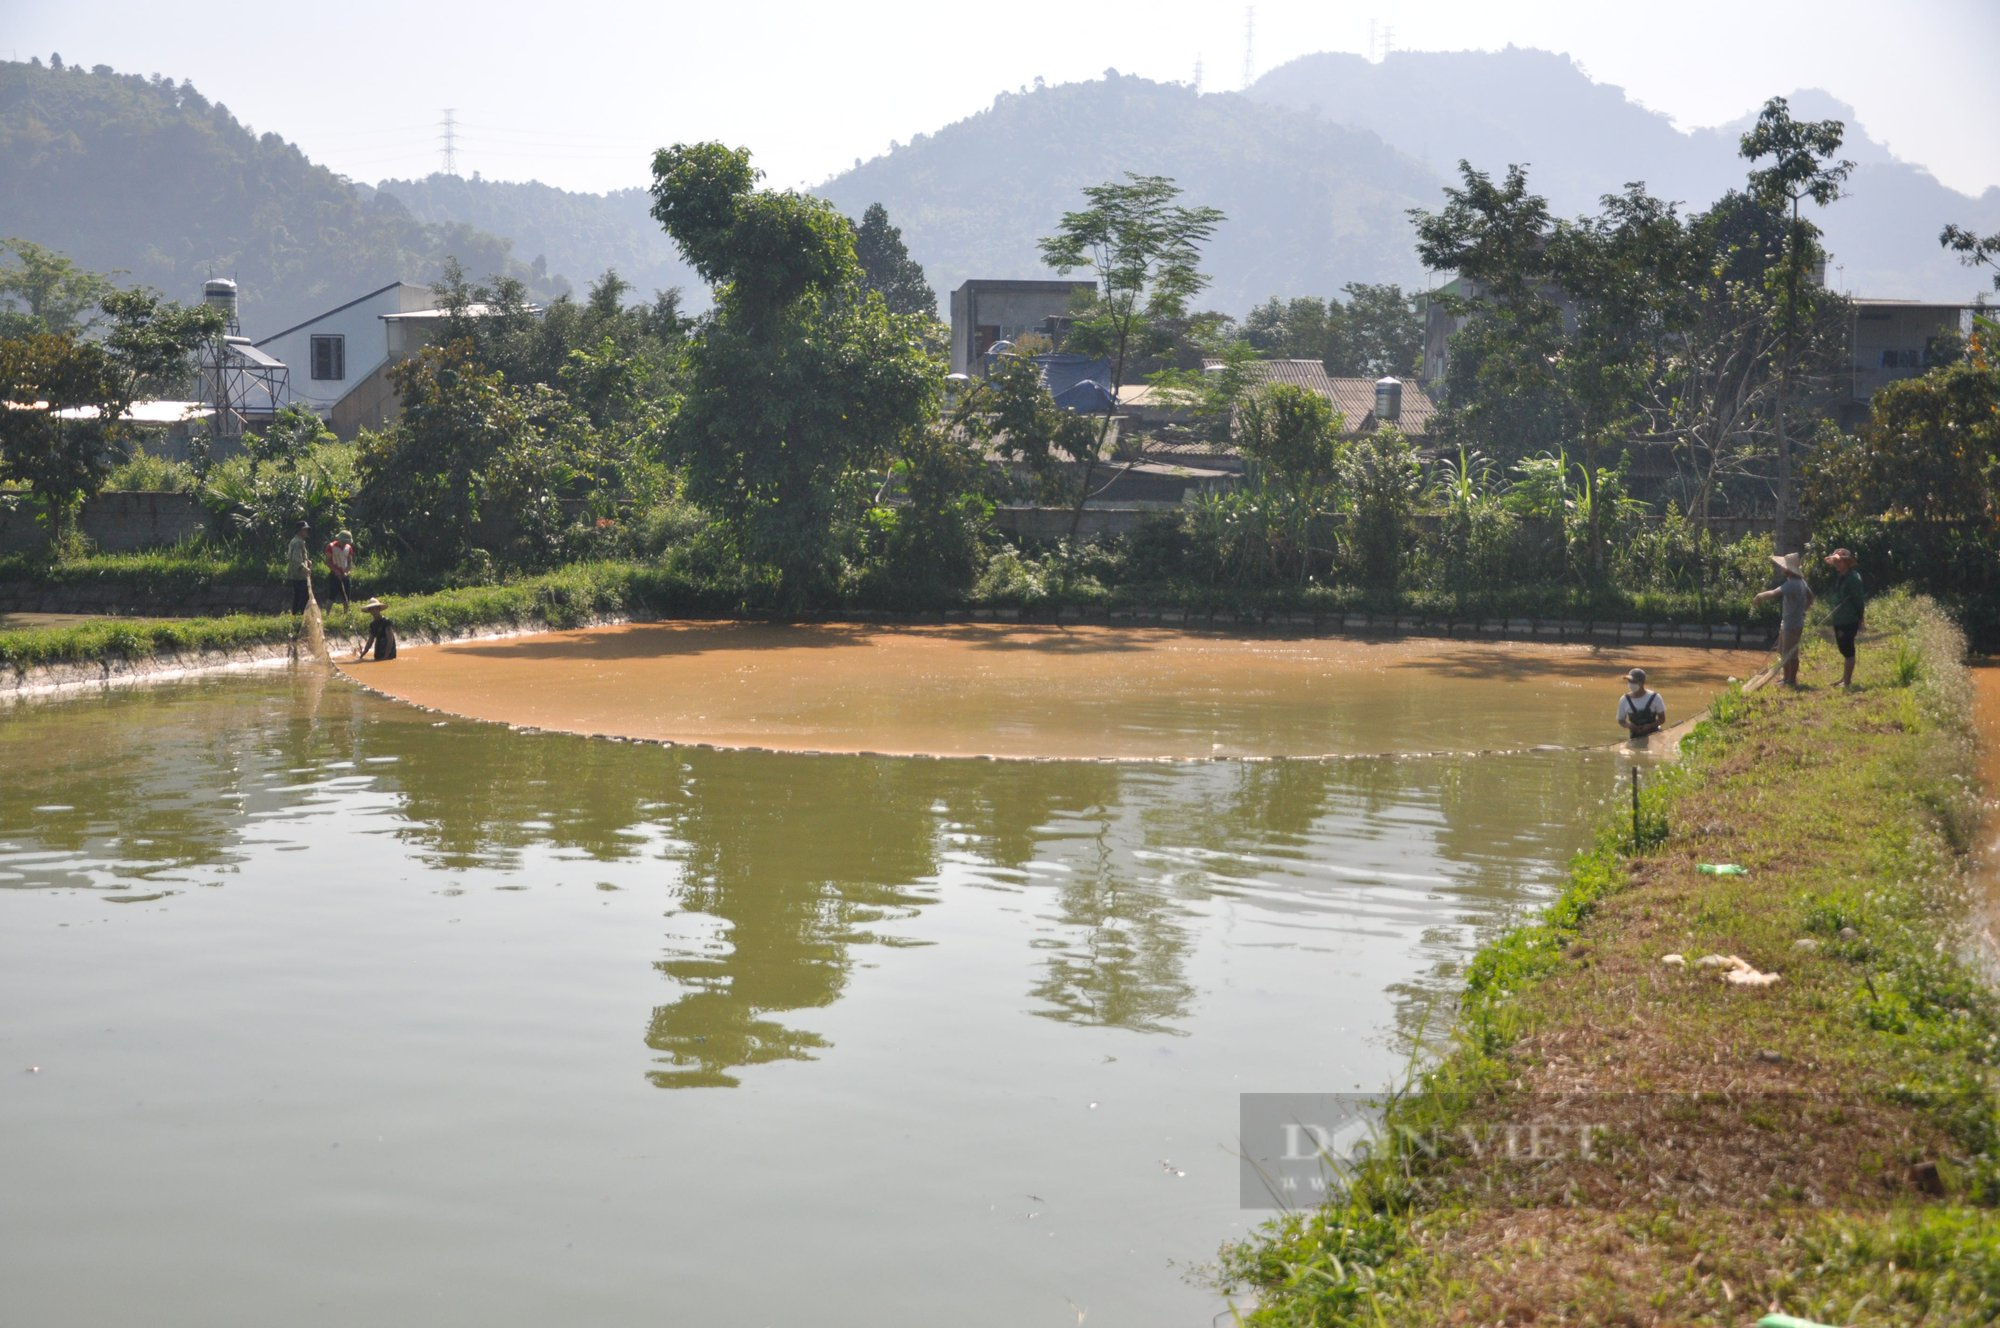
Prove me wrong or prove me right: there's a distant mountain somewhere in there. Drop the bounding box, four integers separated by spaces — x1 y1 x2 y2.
9 52 1990 335
811 73 1442 314
378 74 1445 319
0 59 562 336
1248 49 2000 301
369 175 697 306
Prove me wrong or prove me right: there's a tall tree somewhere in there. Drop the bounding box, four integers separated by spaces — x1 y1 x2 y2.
0 239 116 337
1413 163 1576 464
853 204 937 318
1327 282 1423 377
1038 173 1224 538
650 143 939 604
1740 96 1852 554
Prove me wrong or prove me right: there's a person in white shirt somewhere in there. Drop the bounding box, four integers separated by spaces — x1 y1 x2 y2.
1617 667 1665 738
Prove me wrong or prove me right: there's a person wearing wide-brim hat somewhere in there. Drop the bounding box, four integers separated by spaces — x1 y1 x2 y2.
1617 666 1665 739
1822 548 1865 690
1753 551 1814 687
354 598 397 662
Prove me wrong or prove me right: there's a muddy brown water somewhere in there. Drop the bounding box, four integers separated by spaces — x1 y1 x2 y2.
0 631 1760 1326
351 620 1760 760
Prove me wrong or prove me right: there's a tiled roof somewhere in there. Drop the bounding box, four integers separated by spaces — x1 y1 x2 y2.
1201 359 1437 437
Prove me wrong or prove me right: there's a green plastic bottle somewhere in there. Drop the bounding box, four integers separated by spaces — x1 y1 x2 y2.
1697 863 1748 876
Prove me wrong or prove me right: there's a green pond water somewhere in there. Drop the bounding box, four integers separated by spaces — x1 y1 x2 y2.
1 669 1632 1326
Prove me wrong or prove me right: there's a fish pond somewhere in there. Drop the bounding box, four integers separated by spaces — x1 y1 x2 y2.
0 629 1759 1326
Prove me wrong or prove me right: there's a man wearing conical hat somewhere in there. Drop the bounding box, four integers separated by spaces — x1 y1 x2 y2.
1753 551 1813 688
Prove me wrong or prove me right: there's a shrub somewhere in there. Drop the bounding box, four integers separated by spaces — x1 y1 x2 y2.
103 447 195 493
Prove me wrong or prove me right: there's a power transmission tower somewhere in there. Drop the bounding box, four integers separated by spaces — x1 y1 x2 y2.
1380 26 1394 59
1242 6 1255 89
1193 54 1204 93
438 108 459 177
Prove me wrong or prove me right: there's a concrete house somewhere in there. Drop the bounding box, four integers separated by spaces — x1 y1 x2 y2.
1839 298 1978 425
253 282 439 437
948 278 1097 375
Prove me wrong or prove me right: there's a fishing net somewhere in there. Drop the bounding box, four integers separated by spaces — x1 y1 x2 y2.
300 581 334 668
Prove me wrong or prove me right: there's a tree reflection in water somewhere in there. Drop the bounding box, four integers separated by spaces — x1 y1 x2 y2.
0 676 1619 1088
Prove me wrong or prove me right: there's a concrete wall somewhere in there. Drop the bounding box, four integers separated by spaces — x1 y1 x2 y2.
949 280 1096 374
1847 303 1969 403
0 491 213 554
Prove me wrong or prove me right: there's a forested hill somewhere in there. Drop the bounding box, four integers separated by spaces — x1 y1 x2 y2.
376 74 1444 318
369 176 695 310
1249 48 2000 300
811 73 1441 312
0 59 562 336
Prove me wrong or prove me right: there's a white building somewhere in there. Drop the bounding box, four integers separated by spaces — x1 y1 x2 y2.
253 282 437 436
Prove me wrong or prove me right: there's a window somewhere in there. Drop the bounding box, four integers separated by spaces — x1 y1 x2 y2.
1877 348 1920 371
310 334 346 381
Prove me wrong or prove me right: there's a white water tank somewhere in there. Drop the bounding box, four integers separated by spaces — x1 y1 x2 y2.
203 278 239 330
1374 376 1402 423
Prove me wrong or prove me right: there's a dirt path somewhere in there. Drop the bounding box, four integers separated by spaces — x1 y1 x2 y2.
1972 659 2000 963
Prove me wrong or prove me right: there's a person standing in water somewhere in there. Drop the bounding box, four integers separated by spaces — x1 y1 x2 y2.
323 529 357 610
1753 552 1814 688
285 520 313 615
1823 547 1866 690
355 598 397 661
1617 667 1665 738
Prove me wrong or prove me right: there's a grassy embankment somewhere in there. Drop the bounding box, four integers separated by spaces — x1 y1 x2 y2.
0 561 741 673
1 545 1779 674
1220 592 1999 1324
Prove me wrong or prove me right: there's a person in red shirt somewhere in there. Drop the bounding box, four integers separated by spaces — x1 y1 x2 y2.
323 529 356 609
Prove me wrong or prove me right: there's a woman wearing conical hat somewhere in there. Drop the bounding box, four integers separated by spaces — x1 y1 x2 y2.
1753 552 1813 688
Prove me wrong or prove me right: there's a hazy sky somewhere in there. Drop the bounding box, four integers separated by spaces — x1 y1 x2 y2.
4 0 1995 198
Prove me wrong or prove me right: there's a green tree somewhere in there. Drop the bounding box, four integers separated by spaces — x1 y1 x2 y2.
1341 427 1421 591
99 287 226 398
0 331 127 547
649 143 940 604
0 239 117 336
853 203 937 318
1413 163 1577 464
1740 95 1853 553
1940 223 2000 291
1803 353 1998 570
1326 282 1423 377
1039 173 1224 539
1234 382 1342 492
0 286 219 549
956 352 1099 505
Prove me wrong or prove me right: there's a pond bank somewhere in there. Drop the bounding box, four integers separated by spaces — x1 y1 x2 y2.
1220 592 2000 1324
1 558 1781 700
